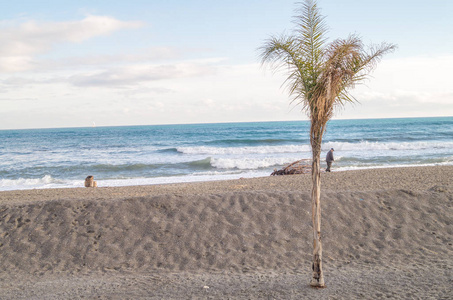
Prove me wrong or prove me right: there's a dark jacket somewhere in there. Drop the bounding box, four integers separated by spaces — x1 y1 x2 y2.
326 150 334 162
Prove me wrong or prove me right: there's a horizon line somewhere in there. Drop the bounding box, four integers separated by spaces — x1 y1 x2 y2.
1 115 452 131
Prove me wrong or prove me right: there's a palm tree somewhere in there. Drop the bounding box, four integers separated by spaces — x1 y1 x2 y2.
260 0 395 288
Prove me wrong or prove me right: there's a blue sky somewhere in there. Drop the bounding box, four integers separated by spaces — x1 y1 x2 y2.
0 0 452 129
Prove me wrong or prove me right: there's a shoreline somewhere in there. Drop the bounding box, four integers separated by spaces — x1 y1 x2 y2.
1 165 452 298
2 162 452 193
1 165 452 204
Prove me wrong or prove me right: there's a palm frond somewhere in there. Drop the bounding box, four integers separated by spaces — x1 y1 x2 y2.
316 35 396 113
260 35 310 103
293 0 328 74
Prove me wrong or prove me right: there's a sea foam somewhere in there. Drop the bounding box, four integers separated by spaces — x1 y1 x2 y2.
0 175 77 191
176 145 311 155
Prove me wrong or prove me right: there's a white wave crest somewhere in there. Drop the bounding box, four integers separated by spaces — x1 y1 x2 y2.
177 145 310 155
0 175 53 186
211 157 298 170
0 175 74 191
323 140 453 151
178 140 452 156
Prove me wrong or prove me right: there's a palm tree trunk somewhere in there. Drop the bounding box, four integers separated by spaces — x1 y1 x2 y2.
310 142 325 287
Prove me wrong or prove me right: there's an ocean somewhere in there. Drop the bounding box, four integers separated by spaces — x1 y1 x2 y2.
1 117 452 191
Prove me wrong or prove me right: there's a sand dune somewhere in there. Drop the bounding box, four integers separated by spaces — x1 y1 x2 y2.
0 166 452 299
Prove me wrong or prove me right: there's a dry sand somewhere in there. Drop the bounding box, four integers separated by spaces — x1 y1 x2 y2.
0 166 452 299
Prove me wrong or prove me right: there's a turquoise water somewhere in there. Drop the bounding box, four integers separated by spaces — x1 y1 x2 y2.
1 117 452 190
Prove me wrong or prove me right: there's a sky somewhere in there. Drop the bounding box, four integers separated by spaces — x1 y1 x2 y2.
0 0 452 129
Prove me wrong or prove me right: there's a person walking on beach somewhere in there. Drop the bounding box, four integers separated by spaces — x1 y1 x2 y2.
326 148 334 172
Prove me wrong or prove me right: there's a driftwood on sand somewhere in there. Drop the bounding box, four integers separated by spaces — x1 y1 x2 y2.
271 159 311 176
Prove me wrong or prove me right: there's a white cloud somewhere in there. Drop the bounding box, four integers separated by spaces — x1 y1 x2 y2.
352 55 453 107
0 56 35 72
32 47 184 72
0 97 37 101
68 61 219 87
0 15 143 72
1 48 452 129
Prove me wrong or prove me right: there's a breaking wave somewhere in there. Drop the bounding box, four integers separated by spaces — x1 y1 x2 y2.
323 140 453 151
0 175 75 191
177 145 310 155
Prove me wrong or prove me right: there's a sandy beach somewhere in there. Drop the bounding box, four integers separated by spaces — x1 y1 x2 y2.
0 166 452 299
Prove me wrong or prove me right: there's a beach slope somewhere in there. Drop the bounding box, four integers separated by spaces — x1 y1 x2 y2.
0 166 452 299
